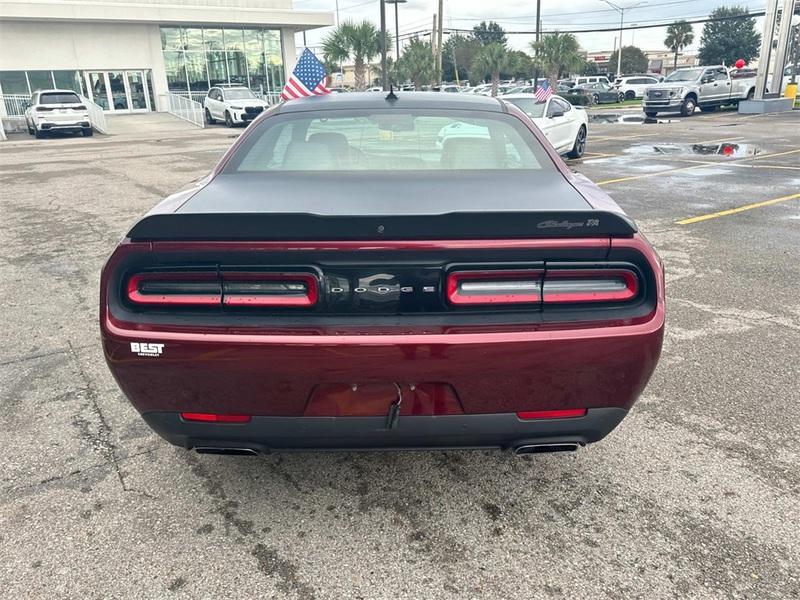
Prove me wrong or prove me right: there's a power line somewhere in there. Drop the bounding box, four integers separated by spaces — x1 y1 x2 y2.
397 10 767 39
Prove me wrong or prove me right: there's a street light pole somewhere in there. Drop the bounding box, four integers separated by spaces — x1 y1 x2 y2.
386 0 407 61
533 0 541 91
380 0 388 90
598 0 647 77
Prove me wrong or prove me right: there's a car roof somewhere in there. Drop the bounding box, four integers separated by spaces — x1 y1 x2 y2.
500 93 549 101
276 91 505 114
35 89 80 94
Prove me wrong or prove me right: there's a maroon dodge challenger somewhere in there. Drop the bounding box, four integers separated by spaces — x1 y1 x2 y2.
101 92 664 456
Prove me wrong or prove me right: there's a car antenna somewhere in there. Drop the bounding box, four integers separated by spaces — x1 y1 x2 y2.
385 84 398 102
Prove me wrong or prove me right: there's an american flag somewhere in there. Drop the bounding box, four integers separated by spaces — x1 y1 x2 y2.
280 48 331 101
534 80 554 102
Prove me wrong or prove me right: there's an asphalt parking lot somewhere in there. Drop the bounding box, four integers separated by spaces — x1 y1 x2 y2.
1 108 799 599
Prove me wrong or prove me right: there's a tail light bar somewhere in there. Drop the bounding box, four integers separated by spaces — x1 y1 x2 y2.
447 270 543 305
517 408 587 420
181 412 251 423
126 271 318 308
446 267 639 306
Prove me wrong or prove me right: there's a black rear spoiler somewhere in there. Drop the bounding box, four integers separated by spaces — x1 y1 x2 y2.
128 211 637 241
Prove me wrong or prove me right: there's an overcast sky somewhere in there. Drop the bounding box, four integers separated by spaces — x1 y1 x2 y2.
293 0 767 57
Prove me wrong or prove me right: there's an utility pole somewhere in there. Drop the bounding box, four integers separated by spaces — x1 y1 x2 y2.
436 0 444 84
380 0 388 90
533 0 541 90
432 13 437 59
598 0 647 78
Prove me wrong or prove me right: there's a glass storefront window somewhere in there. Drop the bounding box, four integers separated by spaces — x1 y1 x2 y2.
163 51 188 92
227 52 248 85
185 52 209 91
28 70 54 92
53 71 84 94
184 28 204 52
0 71 30 95
203 28 224 52
224 28 244 52
161 27 184 51
158 26 284 96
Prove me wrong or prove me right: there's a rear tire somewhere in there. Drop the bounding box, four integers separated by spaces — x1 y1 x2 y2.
205 108 216 125
617 92 625 103
567 126 587 159
625 90 636 100
680 96 696 117
746 88 755 100
82 127 93 136
27 122 34 135
592 93 600 104
34 128 46 139
224 111 234 127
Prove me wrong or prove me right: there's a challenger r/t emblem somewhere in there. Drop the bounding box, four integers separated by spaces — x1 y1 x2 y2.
131 342 164 357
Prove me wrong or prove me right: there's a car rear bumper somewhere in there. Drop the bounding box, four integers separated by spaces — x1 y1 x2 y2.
39 120 91 131
142 407 628 452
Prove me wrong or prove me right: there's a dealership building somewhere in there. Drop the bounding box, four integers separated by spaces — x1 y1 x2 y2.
0 0 333 116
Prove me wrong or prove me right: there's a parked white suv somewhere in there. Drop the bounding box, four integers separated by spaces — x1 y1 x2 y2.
572 76 611 87
24 89 92 139
612 75 660 99
204 86 269 127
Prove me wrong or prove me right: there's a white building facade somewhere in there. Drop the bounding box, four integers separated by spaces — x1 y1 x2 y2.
0 0 333 115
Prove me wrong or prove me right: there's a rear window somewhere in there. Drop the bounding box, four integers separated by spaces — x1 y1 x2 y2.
226 109 553 172
39 92 81 104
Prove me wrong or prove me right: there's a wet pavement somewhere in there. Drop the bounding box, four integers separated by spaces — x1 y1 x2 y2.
1 109 799 599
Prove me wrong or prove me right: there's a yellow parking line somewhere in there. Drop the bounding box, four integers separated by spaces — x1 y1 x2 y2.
676 192 800 225
597 147 800 186
732 164 800 171
590 132 662 142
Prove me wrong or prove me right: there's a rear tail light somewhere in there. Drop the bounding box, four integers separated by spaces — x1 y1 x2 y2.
126 271 318 308
516 408 587 420
447 270 543 305
36 106 54 112
75 104 87 110
542 269 638 303
222 272 318 307
127 272 221 306
446 267 639 306
181 412 251 423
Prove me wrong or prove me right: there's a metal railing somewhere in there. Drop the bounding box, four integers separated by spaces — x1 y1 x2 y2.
172 91 209 104
171 89 282 107
166 92 205 128
1 94 30 117
79 95 107 134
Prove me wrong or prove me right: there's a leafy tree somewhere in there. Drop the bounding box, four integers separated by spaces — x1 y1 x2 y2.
471 21 508 47
442 34 481 83
607 46 649 75
530 32 584 84
664 20 695 70
580 60 599 75
503 50 534 80
396 38 435 90
471 43 516 96
698 6 760 66
322 21 392 91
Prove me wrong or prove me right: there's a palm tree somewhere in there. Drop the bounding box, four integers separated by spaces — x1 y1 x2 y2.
471 43 517 96
530 32 583 85
395 38 434 90
322 21 392 91
664 21 694 70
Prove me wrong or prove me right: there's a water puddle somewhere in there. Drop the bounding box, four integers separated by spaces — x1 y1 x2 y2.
589 113 677 124
625 143 762 157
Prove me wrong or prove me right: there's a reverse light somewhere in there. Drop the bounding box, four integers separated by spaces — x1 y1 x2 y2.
222 272 318 307
126 272 221 306
542 269 638 303
446 270 543 305
516 409 587 420
180 412 251 423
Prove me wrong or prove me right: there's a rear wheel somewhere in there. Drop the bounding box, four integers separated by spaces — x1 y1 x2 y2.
567 126 587 159
625 90 636 100
205 108 216 125
34 128 46 139
746 88 755 100
224 111 234 127
82 127 94 136
617 92 625 103
592 93 600 104
680 96 696 117
27 121 34 135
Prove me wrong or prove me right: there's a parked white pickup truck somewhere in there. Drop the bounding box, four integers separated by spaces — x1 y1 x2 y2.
643 66 757 117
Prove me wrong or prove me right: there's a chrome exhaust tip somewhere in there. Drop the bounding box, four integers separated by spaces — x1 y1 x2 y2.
514 443 580 456
194 447 259 456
